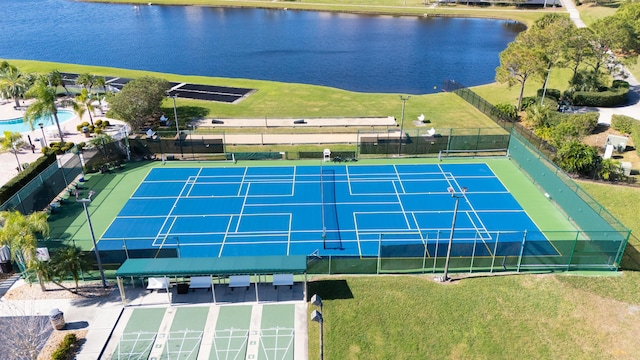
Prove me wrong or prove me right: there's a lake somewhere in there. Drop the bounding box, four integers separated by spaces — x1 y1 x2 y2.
0 0 523 94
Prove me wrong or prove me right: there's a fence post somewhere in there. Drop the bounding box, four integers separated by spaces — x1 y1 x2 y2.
516 230 528 272
490 232 500 273
567 231 580 271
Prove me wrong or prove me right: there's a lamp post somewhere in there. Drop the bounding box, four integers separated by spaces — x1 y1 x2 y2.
170 94 183 157
438 186 468 282
540 66 551 106
398 95 410 156
38 123 47 147
311 294 324 360
77 191 107 288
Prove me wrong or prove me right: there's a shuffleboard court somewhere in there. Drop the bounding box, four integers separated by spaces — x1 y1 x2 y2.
98 163 559 258
210 306 253 360
160 307 210 360
259 304 295 360
111 308 166 360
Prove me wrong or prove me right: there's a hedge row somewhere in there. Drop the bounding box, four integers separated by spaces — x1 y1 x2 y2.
0 152 57 205
572 81 630 107
51 333 77 360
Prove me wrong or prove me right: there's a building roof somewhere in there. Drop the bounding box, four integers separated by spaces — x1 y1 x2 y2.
115 255 307 277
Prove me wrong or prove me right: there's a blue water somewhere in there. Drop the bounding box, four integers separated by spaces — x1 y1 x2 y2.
0 110 75 133
0 0 523 94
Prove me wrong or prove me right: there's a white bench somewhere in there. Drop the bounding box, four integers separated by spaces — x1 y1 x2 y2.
190 276 212 292
273 274 294 289
147 277 169 292
229 275 250 290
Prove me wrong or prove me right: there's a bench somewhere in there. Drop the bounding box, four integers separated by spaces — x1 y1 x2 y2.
147 277 169 292
229 275 250 291
273 274 294 289
190 276 212 292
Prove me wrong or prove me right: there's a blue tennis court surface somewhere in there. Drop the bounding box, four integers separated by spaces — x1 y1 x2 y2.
99 164 558 258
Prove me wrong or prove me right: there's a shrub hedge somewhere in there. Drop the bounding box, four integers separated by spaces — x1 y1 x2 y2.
536 88 561 100
51 333 77 360
0 151 57 205
572 81 630 107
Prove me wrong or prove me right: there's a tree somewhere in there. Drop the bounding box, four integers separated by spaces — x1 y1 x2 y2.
0 63 32 108
75 73 97 92
50 246 91 293
554 140 600 176
1 131 26 172
565 28 597 84
0 308 52 360
45 69 67 95
0 210 49 290
109 77 170 131
524 14 575 98
496 36 546 111
74 88 95 126
24 79 65 144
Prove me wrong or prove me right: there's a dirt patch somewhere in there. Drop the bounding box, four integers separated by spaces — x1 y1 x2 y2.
4 281 113 301
583 125 639 176
37 329 88 360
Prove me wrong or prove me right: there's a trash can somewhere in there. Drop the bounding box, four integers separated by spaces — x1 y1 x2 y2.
0 261 11 274
49 308 65 330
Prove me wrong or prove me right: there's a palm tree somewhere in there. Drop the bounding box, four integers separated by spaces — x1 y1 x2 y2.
76 73 96 92
46 70 69 95
0 210 49 290
24 79 65 144
50 246 91 293
74 88 95 126
0 131 26 172
0 63 32 108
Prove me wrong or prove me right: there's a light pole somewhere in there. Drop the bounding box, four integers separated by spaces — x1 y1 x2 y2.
398 95 410 156
540 66 551 106
170 94 183 157
438 186 468 282
311 294 324 360
38 123 47 148
77 191 108 288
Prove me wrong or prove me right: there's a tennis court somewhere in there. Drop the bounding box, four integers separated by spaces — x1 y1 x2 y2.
98 163 558 258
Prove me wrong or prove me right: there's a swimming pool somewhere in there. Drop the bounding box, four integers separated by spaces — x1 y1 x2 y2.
0 110 76 133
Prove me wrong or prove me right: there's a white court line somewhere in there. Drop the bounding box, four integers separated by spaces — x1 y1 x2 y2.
287 213 292 255
237 167 248 197
153 179 195 248
352 212 363 257
152 216 178 248
218 216 235 257
411 212 426 246
235 182 251 233
185 168 204 197
393 164 406 194
392 181 411 229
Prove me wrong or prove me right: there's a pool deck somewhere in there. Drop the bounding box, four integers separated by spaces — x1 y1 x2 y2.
0 101 125 188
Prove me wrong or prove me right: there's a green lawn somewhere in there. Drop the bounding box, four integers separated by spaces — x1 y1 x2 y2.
308 273 640 360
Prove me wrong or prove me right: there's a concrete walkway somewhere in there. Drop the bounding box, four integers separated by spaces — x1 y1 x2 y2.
560 0 640 125
0 276 308 359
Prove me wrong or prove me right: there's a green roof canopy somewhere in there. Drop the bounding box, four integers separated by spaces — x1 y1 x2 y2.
115 255 307 277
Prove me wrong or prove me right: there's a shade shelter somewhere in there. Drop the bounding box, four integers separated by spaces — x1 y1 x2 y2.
114 255 308 305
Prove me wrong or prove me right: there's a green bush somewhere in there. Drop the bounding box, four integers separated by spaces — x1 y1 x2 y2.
573 81 630 107
51 333 77 360
536 88 561 100
611 114 637 134
520 96 537 110
0 152 57 204
494 103 517 120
